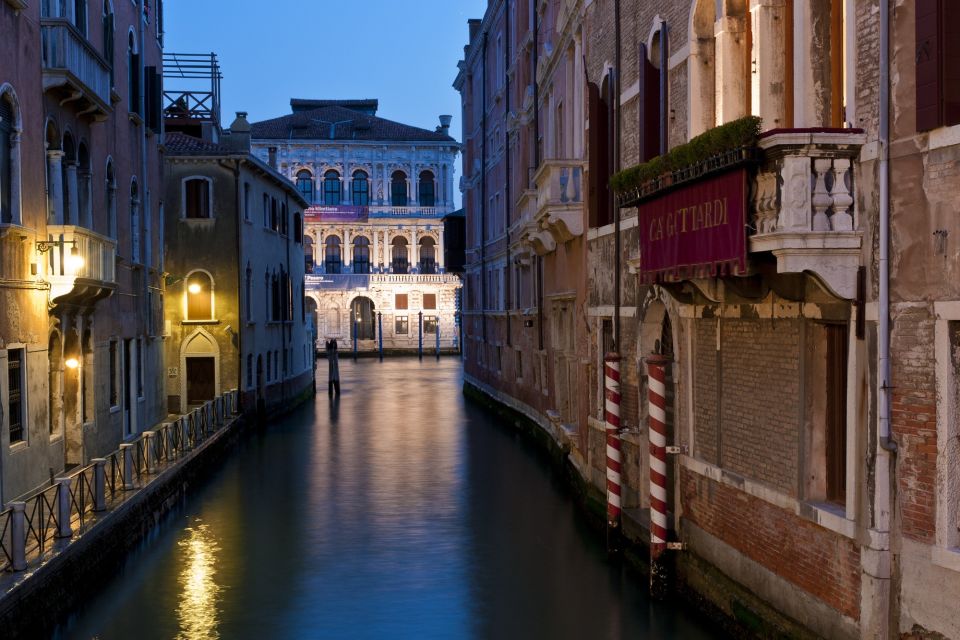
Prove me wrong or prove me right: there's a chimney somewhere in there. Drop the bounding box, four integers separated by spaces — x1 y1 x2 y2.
268 146 278 169
438 115 452 137
226 111 251 152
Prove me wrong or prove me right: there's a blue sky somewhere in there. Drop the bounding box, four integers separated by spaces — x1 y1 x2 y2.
165 0 487 140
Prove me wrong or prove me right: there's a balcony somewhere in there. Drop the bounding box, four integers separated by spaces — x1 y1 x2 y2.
533 160 585 246
44 225 117 307
368 206 440 218
750 129 866 298
40 19 112 121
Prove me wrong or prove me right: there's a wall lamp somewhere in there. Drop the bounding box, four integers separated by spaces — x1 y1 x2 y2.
35 239 84 272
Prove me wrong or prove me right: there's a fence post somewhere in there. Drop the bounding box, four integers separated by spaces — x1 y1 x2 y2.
10 501 26 571
92 458 107 511
181 416 191 451
143 431 156 474
55 477 72 538
120 443 135 490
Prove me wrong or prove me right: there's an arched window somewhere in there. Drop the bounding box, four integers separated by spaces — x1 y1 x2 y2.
183 177 212 218
418 170 435 207
185 270 214 321
296 169 313 203
324 235 342 274
105 159 116 238
323 170 341 206
0 86 21 225
127 31 140 115
352 236 370 274
78 142 91 228
391 170 407 206
419 236 437 274
130 178 140 262
74 0 87 35
391 236 408 274
103 1 115 88
351 170 369 206
294 212 303 244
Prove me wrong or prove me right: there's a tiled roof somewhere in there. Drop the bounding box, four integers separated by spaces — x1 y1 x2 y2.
250 105 456 143
164 132 238 156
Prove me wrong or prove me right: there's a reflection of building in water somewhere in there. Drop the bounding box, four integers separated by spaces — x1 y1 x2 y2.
176 523 222 640
251 100 463 353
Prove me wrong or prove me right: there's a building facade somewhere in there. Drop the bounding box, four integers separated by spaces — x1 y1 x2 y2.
250 100 462 354
163 105 314 415
459 1 960 638
0 0 166 503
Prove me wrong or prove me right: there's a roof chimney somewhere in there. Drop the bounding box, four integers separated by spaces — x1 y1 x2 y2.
438 115 452 137
225 111 251 152
268 146 278 169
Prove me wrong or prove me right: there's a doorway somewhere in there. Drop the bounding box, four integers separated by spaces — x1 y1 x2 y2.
351 296 376 341
186 357 216 405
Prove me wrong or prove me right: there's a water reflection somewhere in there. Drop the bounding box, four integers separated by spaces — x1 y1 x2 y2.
175 521 222 640
62 358 720 639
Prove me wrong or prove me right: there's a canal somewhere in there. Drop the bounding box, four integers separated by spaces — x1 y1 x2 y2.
60 358 718 639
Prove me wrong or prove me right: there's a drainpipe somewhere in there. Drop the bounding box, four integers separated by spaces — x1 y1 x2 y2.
481 32 488 342
613 0 621 350
233 160 243 406
505 6 512 348
534 6 544 351
878 0 896 455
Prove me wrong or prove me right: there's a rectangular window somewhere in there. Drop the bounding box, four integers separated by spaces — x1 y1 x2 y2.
109 340 118 407
136 338 144 398
825 324 848 504
424 315 438 334
8 349 25 443
395 294 408 310
423 293 436 309
184 179 210 219
396 316 409 335
263 194 269 227
246 354 253 389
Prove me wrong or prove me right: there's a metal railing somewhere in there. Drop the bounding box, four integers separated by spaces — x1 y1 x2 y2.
40 18 112 108
0 389 240 573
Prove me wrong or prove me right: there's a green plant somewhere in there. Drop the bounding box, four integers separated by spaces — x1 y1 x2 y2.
610 115 762 195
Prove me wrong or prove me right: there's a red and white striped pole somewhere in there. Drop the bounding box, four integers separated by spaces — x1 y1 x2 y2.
646 352 671 598
604 352 622 550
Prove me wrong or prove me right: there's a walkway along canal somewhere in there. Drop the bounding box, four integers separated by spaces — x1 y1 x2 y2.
59 358 719 639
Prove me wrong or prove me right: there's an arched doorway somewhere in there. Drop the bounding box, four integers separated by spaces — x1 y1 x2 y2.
180 329 219 412
351 296 376 341
48 331 63 439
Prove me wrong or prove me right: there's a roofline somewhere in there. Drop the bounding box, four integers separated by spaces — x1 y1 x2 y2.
165 151 310 208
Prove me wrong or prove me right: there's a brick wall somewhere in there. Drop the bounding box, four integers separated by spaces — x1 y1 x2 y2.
682 468 862 621
890 304 937 544
694 318 719 465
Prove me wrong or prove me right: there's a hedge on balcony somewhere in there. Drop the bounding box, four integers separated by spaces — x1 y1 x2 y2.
609 116 762 196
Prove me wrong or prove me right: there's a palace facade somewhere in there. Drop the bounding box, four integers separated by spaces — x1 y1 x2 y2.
250 100 462 354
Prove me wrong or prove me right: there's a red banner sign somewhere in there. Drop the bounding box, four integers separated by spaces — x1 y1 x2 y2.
638 168 747 283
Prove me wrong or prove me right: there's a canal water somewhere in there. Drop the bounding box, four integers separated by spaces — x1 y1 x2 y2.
61 358 719 640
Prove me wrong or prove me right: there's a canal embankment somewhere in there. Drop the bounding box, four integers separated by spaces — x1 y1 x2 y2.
463 375 824 640
0 388 313 640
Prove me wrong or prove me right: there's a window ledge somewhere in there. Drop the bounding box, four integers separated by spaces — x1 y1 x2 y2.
181 217 215 223
109 405 120 414
931 546 960 573
927 123 960 151
0 223 32 240
8 440 28 453
182 319 220 325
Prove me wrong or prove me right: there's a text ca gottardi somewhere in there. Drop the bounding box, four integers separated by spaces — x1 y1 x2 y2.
647 197 730 242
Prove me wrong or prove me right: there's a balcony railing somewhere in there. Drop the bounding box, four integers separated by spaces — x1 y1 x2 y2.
369 206 440 217
750 129 866 299
45 225 117 306
41 19 112 119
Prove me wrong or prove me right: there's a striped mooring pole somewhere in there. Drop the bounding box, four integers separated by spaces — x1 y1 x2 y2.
604 352 622 552
647 352 671 599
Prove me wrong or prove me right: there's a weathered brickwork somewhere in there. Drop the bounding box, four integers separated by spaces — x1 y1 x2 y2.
854 0 880 135
890 304 937 544
693 319 719 465
681 468 862 621
719 318 801 496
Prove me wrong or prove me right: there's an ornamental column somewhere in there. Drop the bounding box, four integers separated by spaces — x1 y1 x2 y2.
65 162 79 225
344 227 352 268
438 229 446 272
9 132 21 224
47 150 65 224
409 227 417 272
373 229 380 272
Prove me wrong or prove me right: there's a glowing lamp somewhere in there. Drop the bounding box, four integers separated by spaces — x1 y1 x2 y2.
65 357 79 369
188 282 202 295
65 247 84 272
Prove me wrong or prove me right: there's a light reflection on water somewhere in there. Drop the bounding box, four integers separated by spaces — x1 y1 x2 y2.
61 358 720 639
175 522 222 640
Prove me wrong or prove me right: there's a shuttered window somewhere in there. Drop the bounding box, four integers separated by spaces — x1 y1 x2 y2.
0 97 11 224
916 0 960 131
637 43 661 164
184 178 210 218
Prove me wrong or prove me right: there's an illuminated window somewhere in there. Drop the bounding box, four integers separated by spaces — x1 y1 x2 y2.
424 316 438 334
352 170 369 206
185 271 214 321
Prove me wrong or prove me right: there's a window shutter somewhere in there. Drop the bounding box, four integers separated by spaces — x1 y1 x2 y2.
0 98 11 224
916 0 942 131
944 1 960 125
638 44 661 164
587 81 607 228
104 13 115 86
144 66 162 131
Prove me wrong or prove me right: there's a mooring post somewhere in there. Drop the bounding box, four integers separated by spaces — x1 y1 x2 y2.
604 352 622 553
55 477 72 538
436 324 440 359
646 352 671 599
10 501 26 570
92 458 107 511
